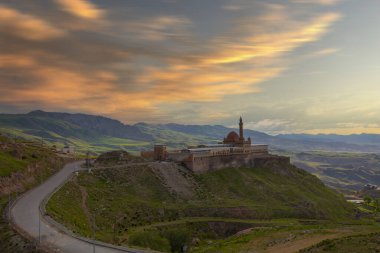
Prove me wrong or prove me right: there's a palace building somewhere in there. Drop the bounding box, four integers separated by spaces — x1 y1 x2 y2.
144 117 289 173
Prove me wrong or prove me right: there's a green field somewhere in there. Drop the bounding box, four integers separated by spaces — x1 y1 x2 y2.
0 126 151 155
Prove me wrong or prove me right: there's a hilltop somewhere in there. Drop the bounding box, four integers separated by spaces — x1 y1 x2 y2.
46 158 356 252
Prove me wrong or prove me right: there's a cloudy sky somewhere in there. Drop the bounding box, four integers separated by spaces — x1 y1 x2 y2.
0 0 379 134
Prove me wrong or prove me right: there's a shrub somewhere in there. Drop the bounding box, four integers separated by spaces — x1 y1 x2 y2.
161 228 191 253
129 231 170 252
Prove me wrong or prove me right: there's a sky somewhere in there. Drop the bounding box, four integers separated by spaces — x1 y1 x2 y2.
0 0 380 135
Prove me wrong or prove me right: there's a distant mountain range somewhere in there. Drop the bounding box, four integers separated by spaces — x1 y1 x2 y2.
1 110 380 153
278 133 380 146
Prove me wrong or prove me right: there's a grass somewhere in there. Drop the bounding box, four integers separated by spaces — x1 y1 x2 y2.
46 180 92 237
0 152 28 177
0 117 213 156
0 135 65 178
0 134 66 252
300 233 380 253
0 125 151 155
46 161 359 252
190 226 276 253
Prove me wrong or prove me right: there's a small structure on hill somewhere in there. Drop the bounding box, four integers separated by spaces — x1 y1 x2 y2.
96 150 128 163
142 117 290 173
364 184 378 190
62 145 74 154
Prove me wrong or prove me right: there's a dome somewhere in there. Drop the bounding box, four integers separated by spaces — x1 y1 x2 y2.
225 131 239 141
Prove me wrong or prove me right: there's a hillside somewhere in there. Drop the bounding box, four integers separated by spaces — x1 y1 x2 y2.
0 134 67 252
2 110 380 194
1 111 380 154
46 159 355 252
0 111 152 153
300 233 380 253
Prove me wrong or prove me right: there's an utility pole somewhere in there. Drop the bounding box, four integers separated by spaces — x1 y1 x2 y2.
8 193 11 224
40 169 43 186
86 151 91 168
113 218 115 245
92 211 96 253
113 216 118 245
38 210 41 244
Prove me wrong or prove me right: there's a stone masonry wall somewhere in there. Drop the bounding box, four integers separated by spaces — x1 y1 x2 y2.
184 154 290 173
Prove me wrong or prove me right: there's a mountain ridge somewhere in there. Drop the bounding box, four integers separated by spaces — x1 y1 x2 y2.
1 110 380 153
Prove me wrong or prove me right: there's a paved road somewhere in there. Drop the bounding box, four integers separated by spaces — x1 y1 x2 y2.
10 161 149 253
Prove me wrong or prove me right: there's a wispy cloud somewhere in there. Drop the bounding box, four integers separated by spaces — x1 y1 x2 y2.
222 5 242 11
309 47 341 57
0 5 65 41
245 119 294 134
55 0 104 20
203 10 341 65
290 0 341 5
121 15 192 41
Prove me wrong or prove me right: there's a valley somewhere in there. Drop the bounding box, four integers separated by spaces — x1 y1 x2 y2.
290 151 380 191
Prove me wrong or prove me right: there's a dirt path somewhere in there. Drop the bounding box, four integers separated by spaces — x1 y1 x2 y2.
243 227 366 253
73 179 93 232
264 232 347 253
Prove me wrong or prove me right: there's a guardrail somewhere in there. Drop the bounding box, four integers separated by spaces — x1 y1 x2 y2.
8 162 156 253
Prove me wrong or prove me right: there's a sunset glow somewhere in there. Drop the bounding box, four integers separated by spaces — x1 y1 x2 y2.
1 0 380 134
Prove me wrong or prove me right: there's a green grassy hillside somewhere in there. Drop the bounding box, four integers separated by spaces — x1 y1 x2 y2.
47 160 355 252
300 233 380 253
0 134 67 252
0 112 152 154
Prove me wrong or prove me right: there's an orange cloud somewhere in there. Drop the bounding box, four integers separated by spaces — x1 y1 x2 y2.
0 2 343 123
0 51 279 122
204 13 341 65
55 0 104 20
0 5 65 41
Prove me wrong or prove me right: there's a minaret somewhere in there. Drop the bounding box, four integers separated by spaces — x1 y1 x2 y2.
239 116 244 140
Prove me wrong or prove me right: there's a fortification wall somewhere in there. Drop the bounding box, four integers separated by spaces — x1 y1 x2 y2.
167 152 190 161
184 154 290 174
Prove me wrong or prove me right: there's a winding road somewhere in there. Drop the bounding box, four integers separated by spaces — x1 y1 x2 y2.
10 161 150 253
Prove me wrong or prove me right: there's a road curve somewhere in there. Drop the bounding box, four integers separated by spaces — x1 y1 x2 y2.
10 161 150 253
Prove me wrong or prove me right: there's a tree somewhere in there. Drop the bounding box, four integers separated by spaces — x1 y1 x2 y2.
363 196 373 206
374 198 380 212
